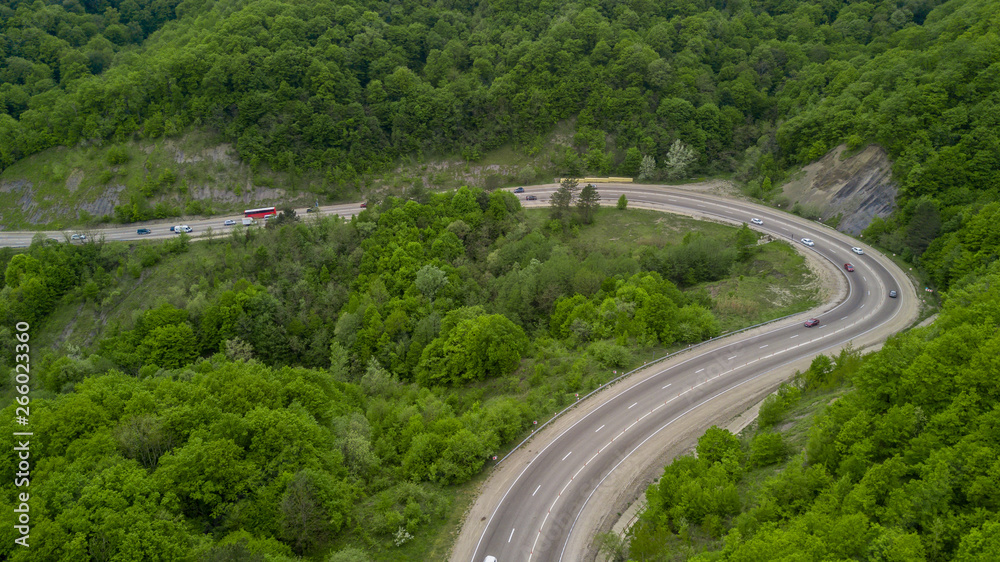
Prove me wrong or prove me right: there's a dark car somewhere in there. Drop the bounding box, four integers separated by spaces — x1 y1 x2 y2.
360 202 367 208
804 318 820 327
889 290 897 298
514 187 525 193
137 228 151 235
844 263 854 272
525 195 537 201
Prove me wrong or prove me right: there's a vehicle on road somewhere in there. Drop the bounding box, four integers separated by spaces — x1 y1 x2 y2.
224 219 236 226
852 247 864 255
844 263 854 272
801 238 815 246
484 556 497 562
245 206 277 219
71 233 86 240
750 218 763 225
514 187 525 193
242 217 255 226
360 202 367 208
889 290 897 298
804 318 820 327
137 228 151 235
306 207 317 213
525 195 537 200
173 225 192 233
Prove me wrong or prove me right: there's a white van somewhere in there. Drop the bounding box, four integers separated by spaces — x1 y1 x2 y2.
174 225 192 233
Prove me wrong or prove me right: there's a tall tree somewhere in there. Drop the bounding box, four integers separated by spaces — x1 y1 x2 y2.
638 155 656 181
577 184 601 224
664 140 697 180
550 184 573 220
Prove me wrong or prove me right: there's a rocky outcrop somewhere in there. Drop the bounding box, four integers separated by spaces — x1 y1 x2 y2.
779 144 897 235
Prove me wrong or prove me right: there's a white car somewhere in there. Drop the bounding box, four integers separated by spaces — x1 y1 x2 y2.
71 233 86 240
750 218 763 225
852 247 864 255
224 219 236 226
801 238 815 247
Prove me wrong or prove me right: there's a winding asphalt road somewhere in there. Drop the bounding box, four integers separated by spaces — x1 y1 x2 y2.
458 184 917 562
0 183 918 562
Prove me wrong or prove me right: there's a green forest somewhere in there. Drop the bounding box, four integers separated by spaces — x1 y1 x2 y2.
0 189 815 560
623 261 1000 562
3 0 1000 559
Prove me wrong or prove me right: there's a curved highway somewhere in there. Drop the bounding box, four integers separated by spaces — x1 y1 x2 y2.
0 183 918 562
460 184 917 562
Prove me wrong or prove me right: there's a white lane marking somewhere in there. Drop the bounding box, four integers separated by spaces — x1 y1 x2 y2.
533 485 541 497
509 528 515 543
790 335 799 339
728 355 737 360
562 452 572 461
868 290 871 295
662 384 671 389
695 368 704 373
841 316 848 320
628 402 638 409
557 288 908 561
595 425 605 433
759 344 768 349
860 304 865 309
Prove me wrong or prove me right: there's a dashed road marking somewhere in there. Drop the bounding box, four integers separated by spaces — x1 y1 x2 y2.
595 425 605 433
628 402 638 409
562 452 572 461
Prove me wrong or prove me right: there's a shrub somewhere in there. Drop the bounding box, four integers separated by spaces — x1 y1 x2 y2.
587 340 632 368
749 432 788 467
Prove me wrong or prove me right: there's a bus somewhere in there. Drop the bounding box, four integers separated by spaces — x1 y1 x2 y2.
244 206 277 219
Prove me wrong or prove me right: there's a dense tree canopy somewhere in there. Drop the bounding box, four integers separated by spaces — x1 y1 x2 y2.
1 188 797 559
2 0 995 197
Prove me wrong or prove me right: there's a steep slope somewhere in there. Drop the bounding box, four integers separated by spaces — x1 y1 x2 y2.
779 144 898 235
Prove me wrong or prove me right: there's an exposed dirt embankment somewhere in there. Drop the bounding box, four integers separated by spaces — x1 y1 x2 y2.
780 144 897 235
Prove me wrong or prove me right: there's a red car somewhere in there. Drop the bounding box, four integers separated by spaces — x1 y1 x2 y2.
844 263 854 272
804 318 820 327
360 202 367 208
